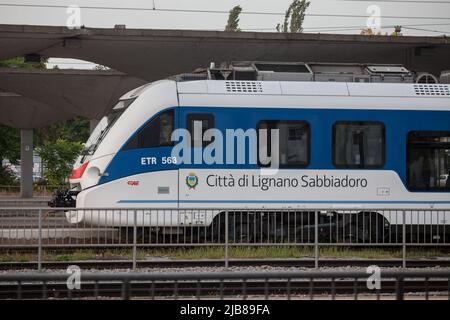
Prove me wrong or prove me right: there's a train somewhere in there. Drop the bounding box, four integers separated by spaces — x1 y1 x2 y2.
51 61 450 242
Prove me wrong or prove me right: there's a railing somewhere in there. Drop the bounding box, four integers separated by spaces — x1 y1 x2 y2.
0 270 449 300
0 207 450 270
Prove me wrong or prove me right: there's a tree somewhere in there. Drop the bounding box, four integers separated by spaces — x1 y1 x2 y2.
0 164 18 185
276 0 310 33
225 5 242 32
391 25 402 36
360 28 376 35
35 117 90 147
0 126 20 165
0 56 47 69
36 139 83 186
0 126 20 185
35 117 90 186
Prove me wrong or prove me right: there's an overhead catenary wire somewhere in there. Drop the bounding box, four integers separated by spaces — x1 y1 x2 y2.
239 22 450 32
338 0 450 4
1 2 449 35
402 26 450 32
1 3 450 20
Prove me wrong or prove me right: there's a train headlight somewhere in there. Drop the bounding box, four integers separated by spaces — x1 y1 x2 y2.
85 166 101 179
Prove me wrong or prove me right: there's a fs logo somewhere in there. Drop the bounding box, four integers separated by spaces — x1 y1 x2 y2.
186 172 199 189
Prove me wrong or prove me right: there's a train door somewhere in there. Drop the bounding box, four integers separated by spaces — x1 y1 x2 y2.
177 111 216 223
110 107 180 208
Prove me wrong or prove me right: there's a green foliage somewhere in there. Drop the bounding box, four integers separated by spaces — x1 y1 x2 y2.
1 247 446 263
0 57 47 69
276 0 310 33
0 166 18 185
35 117 90 147
35 117 89 186
36 139 83 186
0 125 20 185
225 5 242 32
0 125 20 165
34 117 89 186
0 118 89 187
360 27 382 36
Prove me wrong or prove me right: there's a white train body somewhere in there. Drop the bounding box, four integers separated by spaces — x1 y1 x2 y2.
67 70 450 228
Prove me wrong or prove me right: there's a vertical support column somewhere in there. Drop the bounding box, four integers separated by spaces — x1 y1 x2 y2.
224 211 229 269
314 211 319 269
402 210 406 269
38 208 42 272
90 119 99 134
20 129 33 198
132 209 137 271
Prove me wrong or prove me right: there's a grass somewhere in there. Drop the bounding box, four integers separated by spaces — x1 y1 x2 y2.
0 246 449 263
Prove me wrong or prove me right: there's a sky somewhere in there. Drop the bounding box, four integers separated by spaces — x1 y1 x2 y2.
0 0 449 68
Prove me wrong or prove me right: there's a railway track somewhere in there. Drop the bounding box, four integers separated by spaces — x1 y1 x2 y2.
0 278 448 300
1 270 449 300
1 258 450 270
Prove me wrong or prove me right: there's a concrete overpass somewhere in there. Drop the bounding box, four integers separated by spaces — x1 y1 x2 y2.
0 68 145 128
1 24 450 197
1 24 450 81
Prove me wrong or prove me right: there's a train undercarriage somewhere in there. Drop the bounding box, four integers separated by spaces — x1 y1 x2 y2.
117 211 450 244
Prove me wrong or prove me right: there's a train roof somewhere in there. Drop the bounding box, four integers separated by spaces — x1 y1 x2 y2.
172 61 450 85
171 61 450 100
177 80 450 99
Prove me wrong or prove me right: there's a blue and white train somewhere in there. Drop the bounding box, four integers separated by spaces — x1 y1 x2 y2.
61 62 450 241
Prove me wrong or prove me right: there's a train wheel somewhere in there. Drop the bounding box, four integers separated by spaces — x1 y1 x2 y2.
119 227 157 244
228 221 254 243
341 223 366 243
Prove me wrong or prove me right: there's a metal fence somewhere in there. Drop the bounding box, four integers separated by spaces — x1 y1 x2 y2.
0 270 449 300
1 207 450 270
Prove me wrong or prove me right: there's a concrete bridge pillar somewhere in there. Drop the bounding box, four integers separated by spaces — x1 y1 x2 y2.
20 129 33 198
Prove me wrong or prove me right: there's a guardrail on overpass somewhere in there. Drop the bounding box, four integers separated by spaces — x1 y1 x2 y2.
1 270 449 300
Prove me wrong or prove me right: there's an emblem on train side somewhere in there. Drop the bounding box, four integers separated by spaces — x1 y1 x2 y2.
186 172 199 189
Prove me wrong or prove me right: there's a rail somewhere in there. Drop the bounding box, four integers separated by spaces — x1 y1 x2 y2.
0 270 449 300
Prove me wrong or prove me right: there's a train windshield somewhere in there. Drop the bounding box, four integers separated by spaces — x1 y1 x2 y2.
80 98 136 160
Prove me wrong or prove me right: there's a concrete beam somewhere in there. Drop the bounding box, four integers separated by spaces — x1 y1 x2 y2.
20 129 33 198
1 24 450 80
0 69 146 129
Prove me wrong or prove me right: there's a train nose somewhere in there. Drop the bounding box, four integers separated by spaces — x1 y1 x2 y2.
65 210 84 224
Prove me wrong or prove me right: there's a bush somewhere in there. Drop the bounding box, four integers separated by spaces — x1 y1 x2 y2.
0 166 18 185
36 139 83 186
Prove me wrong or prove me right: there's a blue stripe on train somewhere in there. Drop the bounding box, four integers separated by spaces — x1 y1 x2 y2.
101 106 450 189
117 200 450 204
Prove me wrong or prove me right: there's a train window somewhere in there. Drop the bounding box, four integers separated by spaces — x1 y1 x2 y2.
333 121 385 168
186 114 215 147
407 131 450 192
123 109 174 150
257 120 310 168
